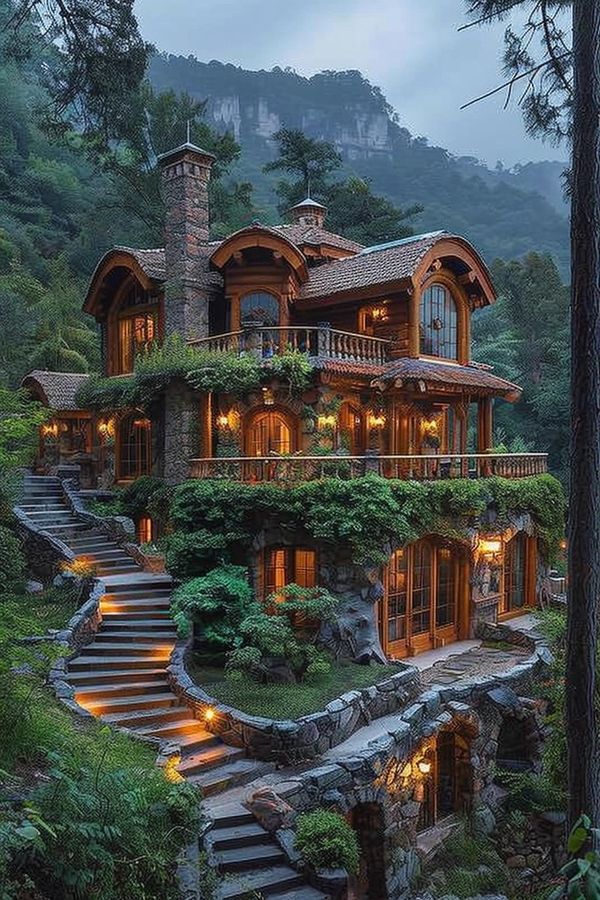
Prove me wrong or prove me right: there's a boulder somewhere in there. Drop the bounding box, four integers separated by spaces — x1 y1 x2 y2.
245 787 295 832
26 580 44 593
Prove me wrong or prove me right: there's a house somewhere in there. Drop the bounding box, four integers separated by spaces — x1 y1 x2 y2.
22 140 551 660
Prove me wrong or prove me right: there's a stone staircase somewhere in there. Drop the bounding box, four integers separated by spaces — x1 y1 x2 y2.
18 474 325 899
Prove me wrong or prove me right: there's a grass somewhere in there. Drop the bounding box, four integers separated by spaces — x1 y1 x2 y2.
188 658 406 720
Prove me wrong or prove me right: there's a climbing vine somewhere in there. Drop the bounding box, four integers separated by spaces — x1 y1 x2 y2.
76 336 313 411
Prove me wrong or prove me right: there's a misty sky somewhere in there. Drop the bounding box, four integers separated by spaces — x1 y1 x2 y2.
135 0 567 168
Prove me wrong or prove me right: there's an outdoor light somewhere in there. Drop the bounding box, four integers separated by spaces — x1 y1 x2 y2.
317 414 337 429
41 422 58 438
417 757 432 775
97 418 115 438
262 387 275 406
479 538 503 559
368 413 386 429
216 413 230 428
371 305 387 321
204 707 215 722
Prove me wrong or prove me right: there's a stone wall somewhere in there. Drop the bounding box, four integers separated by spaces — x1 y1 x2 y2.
13 507 74 582
235 624 550 900
162 380 201 485
168 643 421 763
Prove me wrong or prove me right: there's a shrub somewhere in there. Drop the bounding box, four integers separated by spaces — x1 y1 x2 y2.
120 476 168 520
165 529 244 579
170 565 255 645
87 497 123 517
0 525 25 591
295 809 360 874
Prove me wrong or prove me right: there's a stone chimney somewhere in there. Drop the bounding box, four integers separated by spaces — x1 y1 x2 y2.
289 196 327 228
158 141 216 340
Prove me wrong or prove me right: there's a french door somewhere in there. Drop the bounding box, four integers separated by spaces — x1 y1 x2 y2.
247 411 293 456
382 539 461 658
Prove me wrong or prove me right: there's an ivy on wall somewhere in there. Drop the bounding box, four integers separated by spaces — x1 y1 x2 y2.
75 336 313 411
164 473 565 578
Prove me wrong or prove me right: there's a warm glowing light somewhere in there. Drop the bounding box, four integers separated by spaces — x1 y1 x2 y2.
262 387 275 406
204 707 215 722
421 418 439 436
133 418 151 429
97 418 115 438
368 413 387 429
417 757 432 775
216 414 230 428
317 414 337 429
370 305 387 321
164 754 184 783
41 422 59 438
479 538 502 557
560 539 567 551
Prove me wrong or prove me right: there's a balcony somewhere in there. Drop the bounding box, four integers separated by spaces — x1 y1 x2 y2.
189 452 548 483
188 326 391 364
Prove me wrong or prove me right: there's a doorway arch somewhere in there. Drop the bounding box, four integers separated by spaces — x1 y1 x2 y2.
418 722 475 830
245 409 296 457
349 802 388 900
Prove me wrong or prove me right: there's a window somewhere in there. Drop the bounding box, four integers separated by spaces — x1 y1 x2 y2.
240 292 279 328
411 541 432 636
118 311 158 374
387 547 408 644
265 547 317 598
419 284 458 359
117 414 152 480
137 516 153 544
502 533 527 613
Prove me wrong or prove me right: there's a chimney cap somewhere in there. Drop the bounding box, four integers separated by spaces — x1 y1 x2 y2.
157 141 217 166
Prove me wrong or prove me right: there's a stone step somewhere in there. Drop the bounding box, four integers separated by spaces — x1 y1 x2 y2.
102 615 174 629
177 744 244 777
19 502 68 510
93 630 177 643
209 804 255 830
101 576 172 594
73 679 172 702
216 865 304 899
67 667 168 686
102 705 196 729
177 729 222 751
44 523 90 533
85 691 180 715
68 654 169 671
187 759 272 798
95 564 142 576
80 641 173 657
26 507 73 516
69 537 113 549
137 716 204 738
207 822 271 852
101 597 171 614
214 843 286 875
86 549 135 560
270 887 327 900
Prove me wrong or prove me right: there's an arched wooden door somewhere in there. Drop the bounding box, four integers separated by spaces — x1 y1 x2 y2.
116 414 152 480
382 539 464 658
246 410 294 456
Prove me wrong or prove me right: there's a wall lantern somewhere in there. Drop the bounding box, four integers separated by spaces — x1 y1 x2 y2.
560 538 567 551
317 414 337 429
97 418 115 438
479 537 503 559
370 305 388 321
204 707 215 723
417 757 432 775
368 413 387 429
262 387 275 406
421 417 439 437
216 413 230 428
41 422 59 439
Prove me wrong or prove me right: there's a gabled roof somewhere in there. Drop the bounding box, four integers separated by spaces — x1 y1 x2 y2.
379 357 521 401
298 232 448 300
272 222 362 254
22 370 90 410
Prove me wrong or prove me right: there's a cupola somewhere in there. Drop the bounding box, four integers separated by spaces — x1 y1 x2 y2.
289 196 327 228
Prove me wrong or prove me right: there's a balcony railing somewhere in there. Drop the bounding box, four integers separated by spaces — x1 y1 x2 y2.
189 452 548 483
188 326 391 365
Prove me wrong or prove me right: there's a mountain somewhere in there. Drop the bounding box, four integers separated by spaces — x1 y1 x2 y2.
148 55 570 276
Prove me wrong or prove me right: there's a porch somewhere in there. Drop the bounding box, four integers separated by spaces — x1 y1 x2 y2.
189 452 548 482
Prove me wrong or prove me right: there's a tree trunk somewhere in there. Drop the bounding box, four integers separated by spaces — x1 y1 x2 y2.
567 0 600 830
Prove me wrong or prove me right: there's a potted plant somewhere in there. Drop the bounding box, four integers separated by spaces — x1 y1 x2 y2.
295 809 360 899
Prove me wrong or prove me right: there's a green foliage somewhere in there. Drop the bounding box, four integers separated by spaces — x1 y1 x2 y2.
265 127 420 244
87 497 123 518
472 254 570 482
170 565 254 645
295 809 360 874
120 475 169 522
0 525 26 592
166 529 242 580
549 816 600 900
422 822 512 899
0 389 46 471
76 337 313 412
495 768 564 814
167 474 565 581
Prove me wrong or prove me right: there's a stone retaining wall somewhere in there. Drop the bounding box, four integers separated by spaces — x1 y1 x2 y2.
61 478 135 545
257 623 551 900
168 642 422 763
13 507 74 582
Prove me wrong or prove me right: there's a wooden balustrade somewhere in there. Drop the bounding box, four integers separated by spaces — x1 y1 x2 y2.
188 326 390 364
189 452 549 483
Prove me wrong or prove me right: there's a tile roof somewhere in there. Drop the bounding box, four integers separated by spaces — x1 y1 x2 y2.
312 357 386 378
114 247 166 280
298 231 449 300
380 357 521 399
22 371 90 410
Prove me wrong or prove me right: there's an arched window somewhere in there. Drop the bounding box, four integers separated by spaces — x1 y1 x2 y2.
419 284 458 359
117 414 152 480
114 279 159 375
247 410 294 457
240 292 279 329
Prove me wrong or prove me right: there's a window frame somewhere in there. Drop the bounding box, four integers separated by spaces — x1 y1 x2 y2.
418 282 459 361
264 546 318 601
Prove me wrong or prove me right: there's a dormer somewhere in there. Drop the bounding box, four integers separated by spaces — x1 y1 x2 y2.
83 248 165 375
209 223 309 332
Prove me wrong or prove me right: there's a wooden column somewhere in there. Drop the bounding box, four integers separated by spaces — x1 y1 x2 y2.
476 397 493 477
